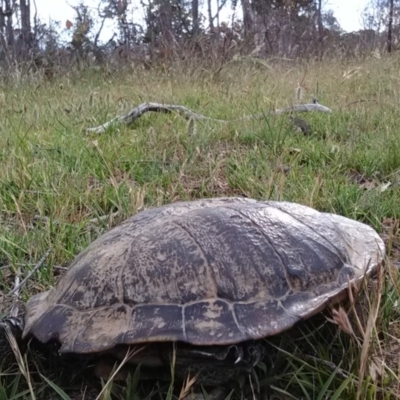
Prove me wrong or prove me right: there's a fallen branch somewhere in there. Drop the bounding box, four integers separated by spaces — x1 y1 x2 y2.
86 101 333 135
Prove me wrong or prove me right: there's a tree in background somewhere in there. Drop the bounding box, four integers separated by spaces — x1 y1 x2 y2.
192 0 199 35
70 2 93 55
0 0 33 61
99 0 143 46
244 0 319 57
0 0 395 73
0 0 14 60
362 0 399 54
388 0 394 52
142 0 192 44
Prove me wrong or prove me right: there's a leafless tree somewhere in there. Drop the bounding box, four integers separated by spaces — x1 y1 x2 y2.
240 0 254 39
0 0 14 62
0 0 34 62
192 0 199 35
317 0 323 59
388 0 394 52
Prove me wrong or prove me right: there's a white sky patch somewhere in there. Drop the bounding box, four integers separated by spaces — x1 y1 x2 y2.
325 0 370 32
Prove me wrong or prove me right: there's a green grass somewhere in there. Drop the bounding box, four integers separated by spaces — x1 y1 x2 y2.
0 55 400 399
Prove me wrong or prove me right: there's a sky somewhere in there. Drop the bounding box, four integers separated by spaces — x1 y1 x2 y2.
32 0 371 41
325 0 370 32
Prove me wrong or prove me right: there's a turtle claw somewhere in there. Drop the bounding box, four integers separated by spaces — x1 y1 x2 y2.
233 345 244 364
1 316 24 331
0 316 26 364
0 316 24 340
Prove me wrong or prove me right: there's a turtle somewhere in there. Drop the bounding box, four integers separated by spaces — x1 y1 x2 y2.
1 197 385 390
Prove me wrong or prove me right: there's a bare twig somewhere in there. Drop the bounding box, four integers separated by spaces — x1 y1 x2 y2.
9 267 22 317
345 99 368 107
53 265 68 271
33 211 120 228
303 354 353 380
12 269 21 294
85 101 333 135
7 248 54 296
32 214 59 226
88 211 120 224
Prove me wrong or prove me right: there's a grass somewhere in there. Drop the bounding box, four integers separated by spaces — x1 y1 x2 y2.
0 54 400 399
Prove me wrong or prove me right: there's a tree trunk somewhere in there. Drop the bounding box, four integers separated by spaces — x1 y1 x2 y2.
216 0 220 35
241 0 254 39
5 0 13 51
317 0 323 59
387 0 394 53
207 0 214 30
0 0 13 49
192 0 199 35
159 0 173 43
19 0 31 58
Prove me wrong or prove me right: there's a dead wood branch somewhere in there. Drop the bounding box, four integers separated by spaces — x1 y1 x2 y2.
85 101 333 135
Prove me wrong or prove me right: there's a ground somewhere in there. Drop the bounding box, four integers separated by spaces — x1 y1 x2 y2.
0 55 400 399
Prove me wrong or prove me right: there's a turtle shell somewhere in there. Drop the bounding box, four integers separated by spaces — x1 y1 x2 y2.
22 197 385 354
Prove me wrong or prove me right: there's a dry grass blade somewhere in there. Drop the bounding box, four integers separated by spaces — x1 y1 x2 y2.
309 172 323 207
347 277 366 340
328 306 356 338
356 265 384 400
398 355 400 397
3 323 36 400
248 372 258 400
95 346 144 400
178 373 197 400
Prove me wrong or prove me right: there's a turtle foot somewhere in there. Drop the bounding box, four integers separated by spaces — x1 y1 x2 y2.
0 316 26 364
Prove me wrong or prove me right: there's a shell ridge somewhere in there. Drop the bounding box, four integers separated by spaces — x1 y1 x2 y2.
266 203 351 261
171 220 218 299
223 206 293 291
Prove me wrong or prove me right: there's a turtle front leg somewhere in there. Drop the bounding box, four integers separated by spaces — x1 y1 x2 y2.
0 316 26 363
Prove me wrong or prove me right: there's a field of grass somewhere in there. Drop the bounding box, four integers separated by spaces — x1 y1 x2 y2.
0 54 400 399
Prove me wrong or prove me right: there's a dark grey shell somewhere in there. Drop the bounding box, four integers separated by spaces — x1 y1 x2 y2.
22 197 385 354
